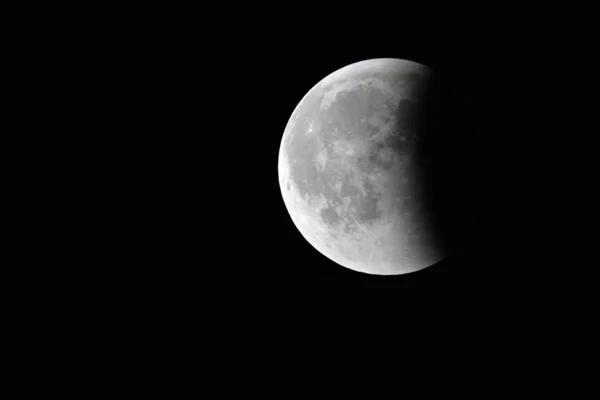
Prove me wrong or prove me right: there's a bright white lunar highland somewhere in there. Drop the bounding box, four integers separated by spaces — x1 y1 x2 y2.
278 58 443 275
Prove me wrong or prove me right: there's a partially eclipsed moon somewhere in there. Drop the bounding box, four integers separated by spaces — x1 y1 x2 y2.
278 58 443 275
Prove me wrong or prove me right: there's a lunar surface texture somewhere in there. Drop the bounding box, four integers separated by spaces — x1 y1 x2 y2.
278 58 443 275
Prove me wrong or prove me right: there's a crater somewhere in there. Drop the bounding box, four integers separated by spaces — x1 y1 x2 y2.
368 146 396 171
343 222 358 234
320 205 341 227
356 156 375 174
349 181 382 223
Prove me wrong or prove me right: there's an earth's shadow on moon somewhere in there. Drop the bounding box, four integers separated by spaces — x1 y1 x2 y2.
406 67 495 273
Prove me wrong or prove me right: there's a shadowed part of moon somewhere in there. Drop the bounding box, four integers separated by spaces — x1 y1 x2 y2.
412 68 495 259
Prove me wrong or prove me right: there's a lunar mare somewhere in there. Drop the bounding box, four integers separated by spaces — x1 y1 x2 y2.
278 58 443 275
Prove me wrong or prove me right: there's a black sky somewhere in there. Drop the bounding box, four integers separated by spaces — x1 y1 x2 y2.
230 36 506 290
148 16 591 296
230 32 587 292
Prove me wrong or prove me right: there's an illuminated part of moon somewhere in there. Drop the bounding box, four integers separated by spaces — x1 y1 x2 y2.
278 58 443 275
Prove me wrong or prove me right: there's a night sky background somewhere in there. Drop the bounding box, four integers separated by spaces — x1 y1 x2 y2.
238 35 510 290
230 30 587 293
144 14 590 297
56 7 594 371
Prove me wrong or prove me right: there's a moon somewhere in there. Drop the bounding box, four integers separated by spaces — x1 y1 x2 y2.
278 58 443 275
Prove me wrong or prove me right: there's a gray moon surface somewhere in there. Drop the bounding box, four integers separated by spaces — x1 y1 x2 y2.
278 58 444 275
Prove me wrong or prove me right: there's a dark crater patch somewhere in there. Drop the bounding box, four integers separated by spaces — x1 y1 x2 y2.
339 178 360 198
376 124 416 159
322 85 391 141
348 180 382 223
367 144 395 171
356 156 375 174
343 222 358 234
320 206 341 227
